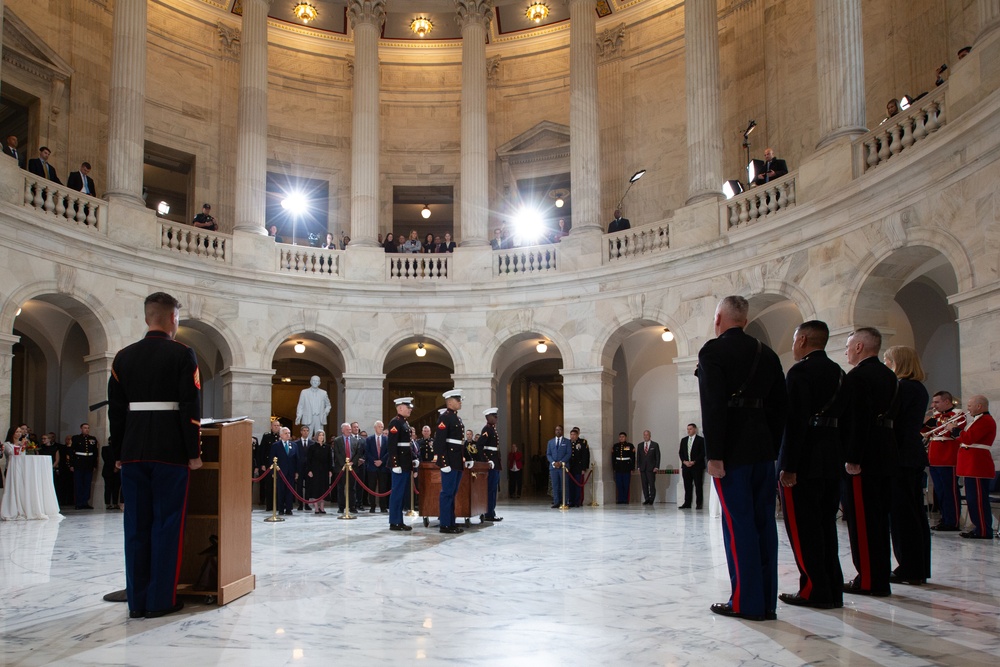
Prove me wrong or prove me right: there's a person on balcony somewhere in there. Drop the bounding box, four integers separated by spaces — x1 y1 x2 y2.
67 162 96 197
438 232 456 253
401 230 422 253
192 203 217 231
752 148 788 186
3 135 24 168
383 233 398 253
28 146 61 184
608 209 630 234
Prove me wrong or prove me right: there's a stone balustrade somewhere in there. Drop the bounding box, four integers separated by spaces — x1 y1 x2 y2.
723 173 797 231
158 221 230 262
604 225 670 262
854 85 946 173
495 245 558 276
278 245 341 276
22 174 107 231
389 254 449 280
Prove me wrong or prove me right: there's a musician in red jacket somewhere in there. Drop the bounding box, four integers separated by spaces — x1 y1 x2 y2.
953 395 996 539
922 391 965 531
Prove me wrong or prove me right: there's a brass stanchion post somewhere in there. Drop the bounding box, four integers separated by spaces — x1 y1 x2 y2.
339 461 356 520
589 463 599 507
264 457 284 522
559 464 569 511
406 469 419 517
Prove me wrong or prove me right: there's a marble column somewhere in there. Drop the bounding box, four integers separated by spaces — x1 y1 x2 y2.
568 0 602 233
220 367 275 437
105 0 147 207
234 0 271 234
347 1 385 248
560 367 614 505
684 0 723 204
456 1 493 247
814 0 866 147
980 0 1000 39
343 373 385 429
0 1 5 101
451 373 496 429
0 332 18 439
84 353 114 443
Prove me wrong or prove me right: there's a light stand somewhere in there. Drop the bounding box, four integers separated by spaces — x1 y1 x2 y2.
742 119 756 177
616 169 647 211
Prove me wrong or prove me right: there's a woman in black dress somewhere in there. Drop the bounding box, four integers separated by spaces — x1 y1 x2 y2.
305 430 333 514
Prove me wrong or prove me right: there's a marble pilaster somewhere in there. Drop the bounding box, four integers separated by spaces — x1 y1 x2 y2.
234 0 270 234
814 0 866 147
450 373 496 429
347 1 385 248
456 1 493 247
684 0 723 205
981 0 1000 40
105 0 147 207
952 285 1000 403
343 373 385 429
560 367 614 505
567 0 602 233
0 331 18 441
220 367 274 437
83 352 114 444
598 23 626 224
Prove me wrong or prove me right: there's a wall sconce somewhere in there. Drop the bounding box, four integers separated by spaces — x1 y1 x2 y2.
421 205 432 219
411 17 433 37
661 328 675 342
292 2 319 24
416 343 427 357
293 341 306 353
535 340 548 353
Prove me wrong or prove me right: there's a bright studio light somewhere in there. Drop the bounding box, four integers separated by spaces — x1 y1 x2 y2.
281 192 309 216
661 328 675 342
156 201 170 216
514 206 545 244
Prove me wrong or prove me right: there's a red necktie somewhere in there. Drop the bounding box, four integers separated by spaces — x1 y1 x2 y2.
376 437 381 457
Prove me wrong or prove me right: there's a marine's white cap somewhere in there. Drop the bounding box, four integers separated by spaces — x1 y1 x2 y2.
394 397 414 407
483 407 498 417
442 389 463 400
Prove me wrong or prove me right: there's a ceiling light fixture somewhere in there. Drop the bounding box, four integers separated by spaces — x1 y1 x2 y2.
526 2 550 24
535 340 548 353
411 17 433 37
549 188 569 209
661 328 675 342
293 341 306 353
416 343 427 357
421 204 432 219
292 2 319 24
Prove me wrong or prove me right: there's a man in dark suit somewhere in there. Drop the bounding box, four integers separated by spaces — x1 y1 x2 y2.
3 135 25 168
270 427 299 515
636 430 660 505
678 423 706 509
365 420 391 513
777 320 848 610
67 162 96 196
607 208 630 234
698 295 787 622
27 146 61 184
842 327 898 597
294 426 314 510
332 422 362 514
752 147 788 186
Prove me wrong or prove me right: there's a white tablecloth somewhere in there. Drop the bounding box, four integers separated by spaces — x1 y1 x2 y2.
1 455 62 520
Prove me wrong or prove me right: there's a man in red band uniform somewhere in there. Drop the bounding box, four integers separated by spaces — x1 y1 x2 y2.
954 395 996 539
108 292 202 619
923 391 965 531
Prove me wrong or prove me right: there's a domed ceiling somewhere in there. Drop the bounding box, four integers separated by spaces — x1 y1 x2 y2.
226 0 635 43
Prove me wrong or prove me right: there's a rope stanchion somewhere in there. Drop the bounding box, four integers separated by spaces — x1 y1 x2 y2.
276 467 343 506
264 458 283 523
559 465 569 511
407 468 419 517
339 462 356 520
589 464 599 507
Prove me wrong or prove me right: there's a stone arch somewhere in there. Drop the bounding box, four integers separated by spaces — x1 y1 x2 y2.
3 281 116 353
485 322 575 376
179 314 242 370
263 323 350 372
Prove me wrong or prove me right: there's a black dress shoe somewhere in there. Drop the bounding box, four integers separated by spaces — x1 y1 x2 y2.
843 580 890 597
439 526 464 534
389 523 412 531
696 505 703 510
931 523 960 531
710 602 765 621
960 531 993 539
551 504 559 509
84 505 95 510
370 507 376 513
145 601 184 618
128 610 145 619
678 504 691 509
483 516 503 522
889 572 926 585
779 592 835 609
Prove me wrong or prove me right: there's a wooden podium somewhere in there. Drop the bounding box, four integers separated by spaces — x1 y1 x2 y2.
418 461 490 527
176 419 255 605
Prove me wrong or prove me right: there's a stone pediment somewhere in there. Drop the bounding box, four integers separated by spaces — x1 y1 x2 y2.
2 6 74 83
496 121 570 158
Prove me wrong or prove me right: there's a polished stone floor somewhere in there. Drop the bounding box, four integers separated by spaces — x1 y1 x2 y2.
2 500 999 666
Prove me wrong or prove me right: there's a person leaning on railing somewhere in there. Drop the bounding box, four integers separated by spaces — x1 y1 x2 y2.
192 203 218 231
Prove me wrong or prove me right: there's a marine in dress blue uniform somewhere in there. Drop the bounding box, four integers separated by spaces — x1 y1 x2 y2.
108 292 202 619
434 390 468 534
387 397 417 531
480 408 503 521
567 427 590 507
70 424 100 509
611 433 635 504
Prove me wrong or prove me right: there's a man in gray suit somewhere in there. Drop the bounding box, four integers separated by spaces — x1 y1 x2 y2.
333 423 362 514
637 430 660 505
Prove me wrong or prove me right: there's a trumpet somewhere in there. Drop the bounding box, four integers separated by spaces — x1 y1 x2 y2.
922 411 967 442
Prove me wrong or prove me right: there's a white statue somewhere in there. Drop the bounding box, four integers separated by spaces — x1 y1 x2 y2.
296 375 331 436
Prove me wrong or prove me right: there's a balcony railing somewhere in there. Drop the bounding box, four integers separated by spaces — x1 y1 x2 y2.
854 85 946 174
159 222 230 262
389 254 449 280
605 224 670 262
22 174 107 231
495 245 558 276
278 245 341 276
723 173 797 231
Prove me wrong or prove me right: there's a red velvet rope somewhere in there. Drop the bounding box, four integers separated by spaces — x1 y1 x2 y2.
276 467 345 504
348 467 393 498
566 469 593 488
251 468 272 483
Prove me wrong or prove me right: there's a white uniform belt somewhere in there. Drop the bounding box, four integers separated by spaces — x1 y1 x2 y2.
130 401 180 411
484 446 498 451
446 438 463 445
397 443 412 448
75 452 94 456
615 457 629 461
961 444 992 450
930 436 953 441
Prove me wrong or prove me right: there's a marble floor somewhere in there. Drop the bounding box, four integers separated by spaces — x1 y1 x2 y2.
2 500 999 667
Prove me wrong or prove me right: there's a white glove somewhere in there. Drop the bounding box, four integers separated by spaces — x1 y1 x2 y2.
413 471 418 478
489 461 495 470
392 466 402 474
412 459 419 469
441 466 452 473
464 460 474 469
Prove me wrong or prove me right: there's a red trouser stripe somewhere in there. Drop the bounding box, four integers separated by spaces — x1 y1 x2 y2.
852 475 871 590
172 470 191 605
947 467 960 521
781 485 813 598
967 479 984 535
714 477 742 612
